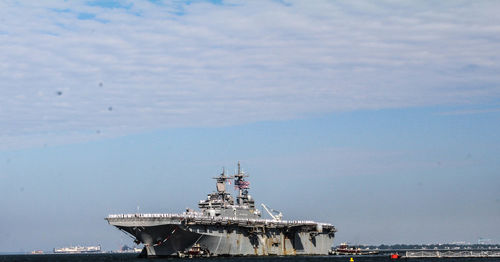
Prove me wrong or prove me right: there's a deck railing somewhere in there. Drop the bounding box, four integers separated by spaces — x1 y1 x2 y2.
106 213 333 227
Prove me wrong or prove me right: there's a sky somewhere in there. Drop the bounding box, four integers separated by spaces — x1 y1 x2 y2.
0 0 500 253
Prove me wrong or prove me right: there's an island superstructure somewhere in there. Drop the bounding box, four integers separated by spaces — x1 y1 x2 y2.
106 162 336 257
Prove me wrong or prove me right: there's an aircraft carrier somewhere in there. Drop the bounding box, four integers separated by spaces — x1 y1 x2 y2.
105 163 336 257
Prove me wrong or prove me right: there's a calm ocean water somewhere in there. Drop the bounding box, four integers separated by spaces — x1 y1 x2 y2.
0 254 499 262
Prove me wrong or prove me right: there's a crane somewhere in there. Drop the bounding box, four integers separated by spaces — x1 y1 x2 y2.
261 203 283 221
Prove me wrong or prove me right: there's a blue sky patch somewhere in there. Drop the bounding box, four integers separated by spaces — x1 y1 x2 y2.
86 0 133 9
77 12 96 20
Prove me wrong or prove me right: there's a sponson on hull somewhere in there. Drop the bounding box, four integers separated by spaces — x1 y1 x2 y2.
105 162 336 257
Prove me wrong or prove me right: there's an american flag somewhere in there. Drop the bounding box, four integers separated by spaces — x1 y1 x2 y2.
235 180 250 189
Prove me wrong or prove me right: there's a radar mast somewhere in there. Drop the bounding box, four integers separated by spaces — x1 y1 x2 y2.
213 167 230 193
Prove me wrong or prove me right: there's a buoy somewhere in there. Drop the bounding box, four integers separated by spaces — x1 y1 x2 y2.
350 257 354 262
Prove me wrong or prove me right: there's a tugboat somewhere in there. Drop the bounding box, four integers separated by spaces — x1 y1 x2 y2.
330 243 379 255
177 243 210 258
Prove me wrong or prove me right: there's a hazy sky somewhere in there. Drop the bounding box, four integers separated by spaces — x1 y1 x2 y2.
1 0 499 252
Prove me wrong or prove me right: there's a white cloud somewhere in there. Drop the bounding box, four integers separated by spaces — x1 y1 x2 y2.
1 0 499 149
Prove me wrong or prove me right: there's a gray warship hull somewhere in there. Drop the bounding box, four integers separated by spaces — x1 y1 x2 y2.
107 213 335 257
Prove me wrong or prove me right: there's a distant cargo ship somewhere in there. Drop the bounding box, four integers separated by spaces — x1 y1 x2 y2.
106 162 336 257
53 245 101 254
